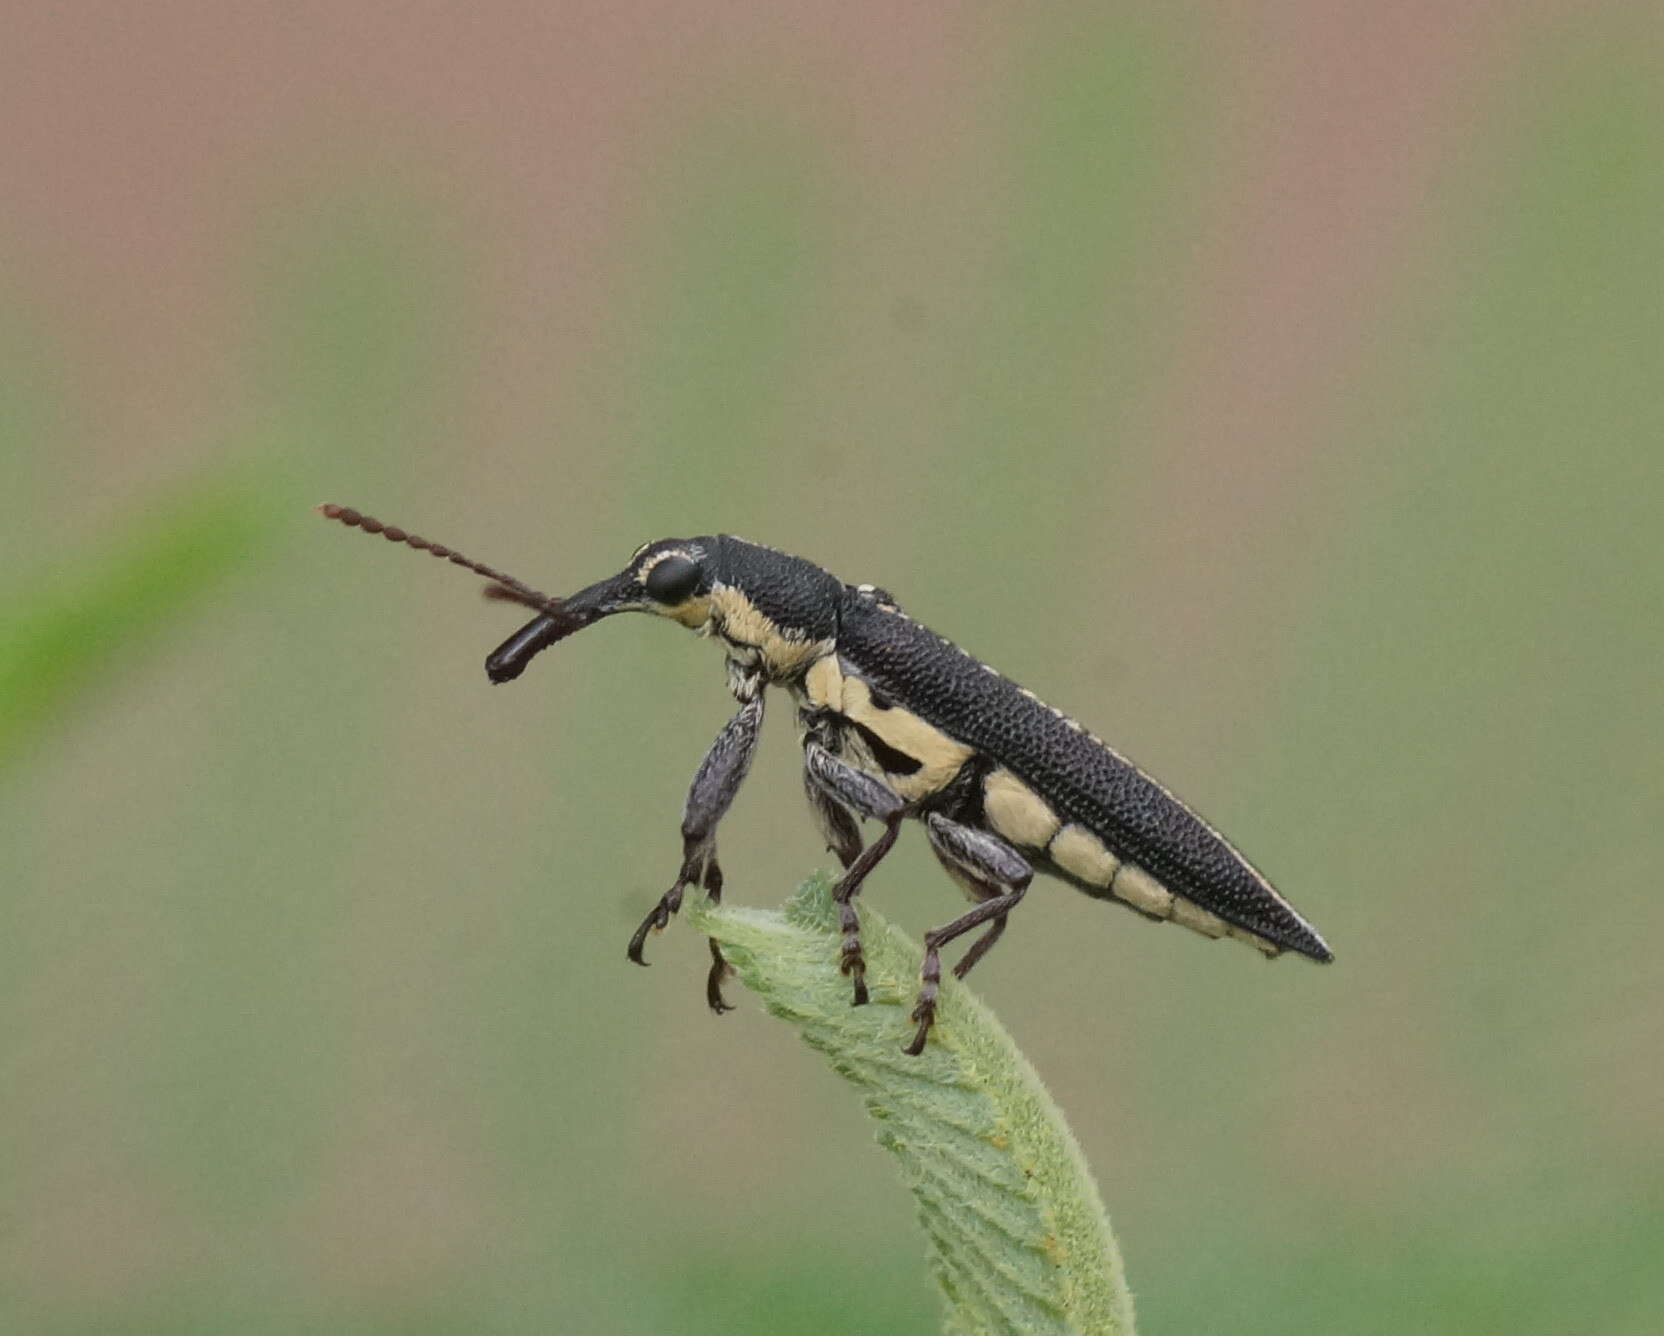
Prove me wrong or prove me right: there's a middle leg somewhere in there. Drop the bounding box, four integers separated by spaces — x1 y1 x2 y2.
803 767 864 871
803 740 907 1007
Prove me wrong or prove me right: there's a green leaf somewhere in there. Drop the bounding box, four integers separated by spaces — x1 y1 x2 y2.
0 483 277 774
688 873 1136 1336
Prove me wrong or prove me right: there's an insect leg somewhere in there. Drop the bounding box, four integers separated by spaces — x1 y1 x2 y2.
803 741 906 1007
906 814 1032 1055
698 859 734 1015
627 693 765 1015
803 768 864 870
924 843 1008 979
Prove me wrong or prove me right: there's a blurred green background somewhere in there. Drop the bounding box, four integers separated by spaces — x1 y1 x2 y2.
3 5 1661 1333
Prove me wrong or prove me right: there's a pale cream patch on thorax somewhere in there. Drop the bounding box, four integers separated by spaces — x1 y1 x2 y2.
840 675 972 804
1049 823 1120 886
802 653 844 710
982 768 1061 849
706 584 832 678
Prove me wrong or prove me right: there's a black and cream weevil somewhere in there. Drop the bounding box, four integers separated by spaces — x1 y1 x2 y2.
321 506 1333 1054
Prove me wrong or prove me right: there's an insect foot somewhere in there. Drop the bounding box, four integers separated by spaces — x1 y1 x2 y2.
627 849 738 1016
699 857 734 1014
705 937 735 1014
626 866 694 967
904 937 945 1056
838 906 869 1007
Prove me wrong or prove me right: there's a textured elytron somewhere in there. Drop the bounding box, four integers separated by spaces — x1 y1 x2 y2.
834 591 1333 961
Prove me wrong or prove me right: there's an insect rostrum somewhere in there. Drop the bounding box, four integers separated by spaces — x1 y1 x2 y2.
321 506 1333 1055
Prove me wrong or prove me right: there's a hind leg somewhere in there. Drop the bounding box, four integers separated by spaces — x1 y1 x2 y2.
908 813 1032 1055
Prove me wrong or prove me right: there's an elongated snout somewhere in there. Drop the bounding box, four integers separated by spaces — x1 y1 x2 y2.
484 572 633 683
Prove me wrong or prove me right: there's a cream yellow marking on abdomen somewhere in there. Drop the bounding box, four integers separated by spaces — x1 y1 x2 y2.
982 768 1062 849
1168 896 1230 939
1113 860 1281 955
1049 823 1120 885
1225 924 1282 957
1109 862 1174 917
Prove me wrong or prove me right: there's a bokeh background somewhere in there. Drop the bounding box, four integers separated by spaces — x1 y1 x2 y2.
4 4 1661 1332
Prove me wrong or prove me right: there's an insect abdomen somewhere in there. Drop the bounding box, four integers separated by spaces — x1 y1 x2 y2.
837 594 1334 962
975 764 1281 954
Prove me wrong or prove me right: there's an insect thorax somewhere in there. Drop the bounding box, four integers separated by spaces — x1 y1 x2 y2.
700 537 843 689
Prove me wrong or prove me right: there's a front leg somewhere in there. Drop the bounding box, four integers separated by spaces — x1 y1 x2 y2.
803 741 906 1007
626 691 765 1013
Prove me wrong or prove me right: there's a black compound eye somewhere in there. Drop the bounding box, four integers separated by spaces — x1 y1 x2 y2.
644 554 701 603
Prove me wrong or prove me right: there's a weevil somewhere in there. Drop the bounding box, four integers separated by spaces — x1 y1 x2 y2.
319 504 1333 1053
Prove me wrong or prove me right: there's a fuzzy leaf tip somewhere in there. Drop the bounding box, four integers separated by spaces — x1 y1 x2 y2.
687 872 1136 1335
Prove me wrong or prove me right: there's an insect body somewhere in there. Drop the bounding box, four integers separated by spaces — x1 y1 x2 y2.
321 506 1332 1054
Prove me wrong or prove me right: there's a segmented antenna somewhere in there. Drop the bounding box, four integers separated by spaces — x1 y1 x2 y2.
316 504 563 615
